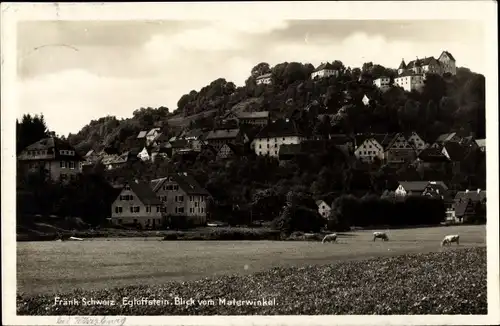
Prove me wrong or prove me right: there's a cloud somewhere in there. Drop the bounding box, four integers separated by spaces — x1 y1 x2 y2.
18 70 175 136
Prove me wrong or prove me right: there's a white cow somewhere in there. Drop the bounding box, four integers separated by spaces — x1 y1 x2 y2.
322 233 337 243
441 234 460 246
373 231 389 241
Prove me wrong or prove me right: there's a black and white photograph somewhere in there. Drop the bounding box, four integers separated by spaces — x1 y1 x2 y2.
2 2 499 325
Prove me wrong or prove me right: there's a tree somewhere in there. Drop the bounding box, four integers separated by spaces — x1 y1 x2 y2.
251 62 271 77
16 113 50 153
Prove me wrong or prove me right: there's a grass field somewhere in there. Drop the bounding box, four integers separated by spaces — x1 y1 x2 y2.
17 225 485 296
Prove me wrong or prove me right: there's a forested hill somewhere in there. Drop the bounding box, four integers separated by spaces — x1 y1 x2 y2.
67 61 485 154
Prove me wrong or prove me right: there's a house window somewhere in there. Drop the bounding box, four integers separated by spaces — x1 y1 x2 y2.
146 206 151 213
134 206 140 213
178 207 184 213
174 185 179 190
130 207 134 213
114 207 123 214
201 208 204 213
179 196 184 202
124 185 130 191
195 202 198 207
157 206 161 212
175 207 177 213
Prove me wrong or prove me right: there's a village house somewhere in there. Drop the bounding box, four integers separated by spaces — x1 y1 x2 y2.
110 179 165 229
354 134 386 163
17 136 85 182
278 144 305 164
255 73 272 85
253 119 305 157
431 132 461 148
224 111 270 127
166 139 190 157
205 128 248 151
475 138 486 152
180 129 206 152
216 143 244 160
452 189 486 223
311 63 340 79
83 149 102 163
150 173 210 226
384 133 417 164
362 94 371 106
145 128 161 146
406 132 427 153
394 181 434 197
136 130 148 140
137 147 151 161
414 147 450 171
151 132 169 147
150 144 169 162
316 200 332 218
373 76 391 91
198 144 218 162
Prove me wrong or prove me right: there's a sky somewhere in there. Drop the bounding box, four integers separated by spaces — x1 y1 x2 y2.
17 19 485 136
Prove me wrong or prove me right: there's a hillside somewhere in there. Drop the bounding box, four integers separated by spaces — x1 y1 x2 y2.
67 61 485 155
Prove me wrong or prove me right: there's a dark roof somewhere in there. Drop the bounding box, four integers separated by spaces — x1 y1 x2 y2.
127 179 162 205
206 128 241 140
255 119 302 139
398 59 406 69
443 142 467 161
475 139 486 148
18 136 85 161
454 190 486 203
328 134 354 145
435 132 457 143
256 73 272 79
398 181 430 192
354 133 387 148
223 143 244 156
418 147 449 162
200 144 218 154
423 182 449 200
396 70 423 78
278 144 304 157
169 139 189 149
314 62 336 72
440 51 456 62
406 57 438 69
151 173 210 196
237 111 269 119
454 189 485 217
181 128 204 139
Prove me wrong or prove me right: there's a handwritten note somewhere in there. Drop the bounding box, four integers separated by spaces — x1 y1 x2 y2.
56 316 127 326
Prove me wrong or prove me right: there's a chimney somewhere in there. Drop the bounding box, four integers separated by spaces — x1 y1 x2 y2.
477 188 481 194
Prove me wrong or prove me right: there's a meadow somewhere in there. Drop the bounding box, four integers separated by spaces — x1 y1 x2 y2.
17 225 485 296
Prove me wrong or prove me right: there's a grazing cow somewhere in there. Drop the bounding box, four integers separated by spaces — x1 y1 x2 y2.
373 231 389 241
441 234 460 246
322 233 337 243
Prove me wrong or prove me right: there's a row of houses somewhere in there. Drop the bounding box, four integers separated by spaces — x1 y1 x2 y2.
316 180 486 225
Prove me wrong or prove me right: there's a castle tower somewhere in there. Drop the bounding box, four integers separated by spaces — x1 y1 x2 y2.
398 59 406 75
